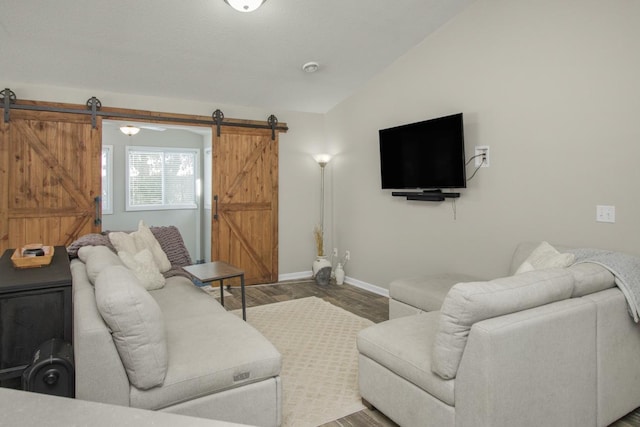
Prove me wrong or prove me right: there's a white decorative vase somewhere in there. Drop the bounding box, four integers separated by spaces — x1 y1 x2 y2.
312 256 331 278
335 263 345 285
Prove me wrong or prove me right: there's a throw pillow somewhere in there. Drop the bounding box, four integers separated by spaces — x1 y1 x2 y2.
134 220 172 273
108 220 172 273
150 225 193 267
118 249 166 291
109 230 138 255
514 241 575 274
95 265 168 390
67 233 114 259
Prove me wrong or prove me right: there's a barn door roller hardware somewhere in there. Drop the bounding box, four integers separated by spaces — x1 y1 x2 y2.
212 109 224 137
1 88 17 123
0 89 287 138
268 115 278 140
211 109 281 141
86 97 102 129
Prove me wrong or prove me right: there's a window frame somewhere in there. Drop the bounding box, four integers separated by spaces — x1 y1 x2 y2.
101 145 114 215
125 146 199 212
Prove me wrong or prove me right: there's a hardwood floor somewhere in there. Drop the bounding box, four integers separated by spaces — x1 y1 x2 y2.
221 278 389 324
221 279 640 427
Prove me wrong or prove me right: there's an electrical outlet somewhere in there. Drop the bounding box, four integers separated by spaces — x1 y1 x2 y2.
596 205 615 223
474 146 490 168
345 250 350 261
333 247 338 257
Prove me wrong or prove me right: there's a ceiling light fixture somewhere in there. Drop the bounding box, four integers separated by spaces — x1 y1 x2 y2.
224 0 267 12
120 125 140 136
302 62 320 73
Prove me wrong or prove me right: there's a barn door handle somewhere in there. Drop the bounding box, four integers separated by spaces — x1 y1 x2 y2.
213 195 219 220
94 196 102 226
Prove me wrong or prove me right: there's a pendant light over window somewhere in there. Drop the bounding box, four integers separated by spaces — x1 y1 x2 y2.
224 0 267 12
120 125 140 136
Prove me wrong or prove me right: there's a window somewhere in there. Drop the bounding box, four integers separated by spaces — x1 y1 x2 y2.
126 146 199 211
101 145 113 214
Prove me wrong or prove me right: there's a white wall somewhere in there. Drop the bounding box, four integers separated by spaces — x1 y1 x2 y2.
4 83 325 276
325 0 640 289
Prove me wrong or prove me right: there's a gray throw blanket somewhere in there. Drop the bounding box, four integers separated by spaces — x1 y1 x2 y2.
569 248 640 322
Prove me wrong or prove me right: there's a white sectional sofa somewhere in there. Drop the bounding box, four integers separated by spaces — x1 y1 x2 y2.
358 242 640 427
69 228 282 427
1 388 250 427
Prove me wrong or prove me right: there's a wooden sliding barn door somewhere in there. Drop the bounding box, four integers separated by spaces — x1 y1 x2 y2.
212 127 278 285
0 110 101 253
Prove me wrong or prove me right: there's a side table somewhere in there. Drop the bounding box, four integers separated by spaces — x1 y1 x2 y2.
183 261 247 321
0 246 72 390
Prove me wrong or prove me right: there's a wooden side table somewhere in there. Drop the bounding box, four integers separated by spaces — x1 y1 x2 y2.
183 261 247 321
0 246 72 389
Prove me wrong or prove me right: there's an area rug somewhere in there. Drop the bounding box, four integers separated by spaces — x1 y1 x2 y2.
199 284 232 298
233 297 373 427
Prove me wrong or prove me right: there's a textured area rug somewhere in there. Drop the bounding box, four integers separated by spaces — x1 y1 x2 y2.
200 284 232 298
233 297 373 427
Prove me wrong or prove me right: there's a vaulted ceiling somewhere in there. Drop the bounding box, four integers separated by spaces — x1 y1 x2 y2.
0 0 474 113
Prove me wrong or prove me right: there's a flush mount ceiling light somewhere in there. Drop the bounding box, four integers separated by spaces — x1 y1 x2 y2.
120 125 140 136
302 62 320 73
224 0 267 12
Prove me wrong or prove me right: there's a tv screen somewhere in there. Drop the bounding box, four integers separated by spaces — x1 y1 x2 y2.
379 113 466 189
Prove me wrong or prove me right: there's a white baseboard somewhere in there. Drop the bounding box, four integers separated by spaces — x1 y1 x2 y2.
278 271 313 282
278 271 389 298
344 276 390 297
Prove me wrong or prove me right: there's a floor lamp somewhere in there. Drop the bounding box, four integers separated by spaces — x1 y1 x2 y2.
312 154 332 284
313 154 332 236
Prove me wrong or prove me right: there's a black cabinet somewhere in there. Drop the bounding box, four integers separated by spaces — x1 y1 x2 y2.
0 246 72 389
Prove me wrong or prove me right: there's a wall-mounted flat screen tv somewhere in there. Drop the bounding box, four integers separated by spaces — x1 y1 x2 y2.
379 113 466 189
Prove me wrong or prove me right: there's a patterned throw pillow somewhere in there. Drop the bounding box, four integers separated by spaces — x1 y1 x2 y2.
109 220 171 273
118 249 166 291
515 241 575 274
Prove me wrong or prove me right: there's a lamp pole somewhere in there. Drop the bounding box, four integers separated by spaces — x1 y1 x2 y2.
319 162 326 233
312 154 332 283
313 154 332 235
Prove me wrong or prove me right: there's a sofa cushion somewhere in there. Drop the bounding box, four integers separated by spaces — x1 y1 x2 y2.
78 245 124 285
568 262 615 297
514 241 575 274
357 311 454 406
95 265 168 390
432 268 574 380
118 249 166 291
149 276 227 321
390 273 480 313
129 312 282 410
